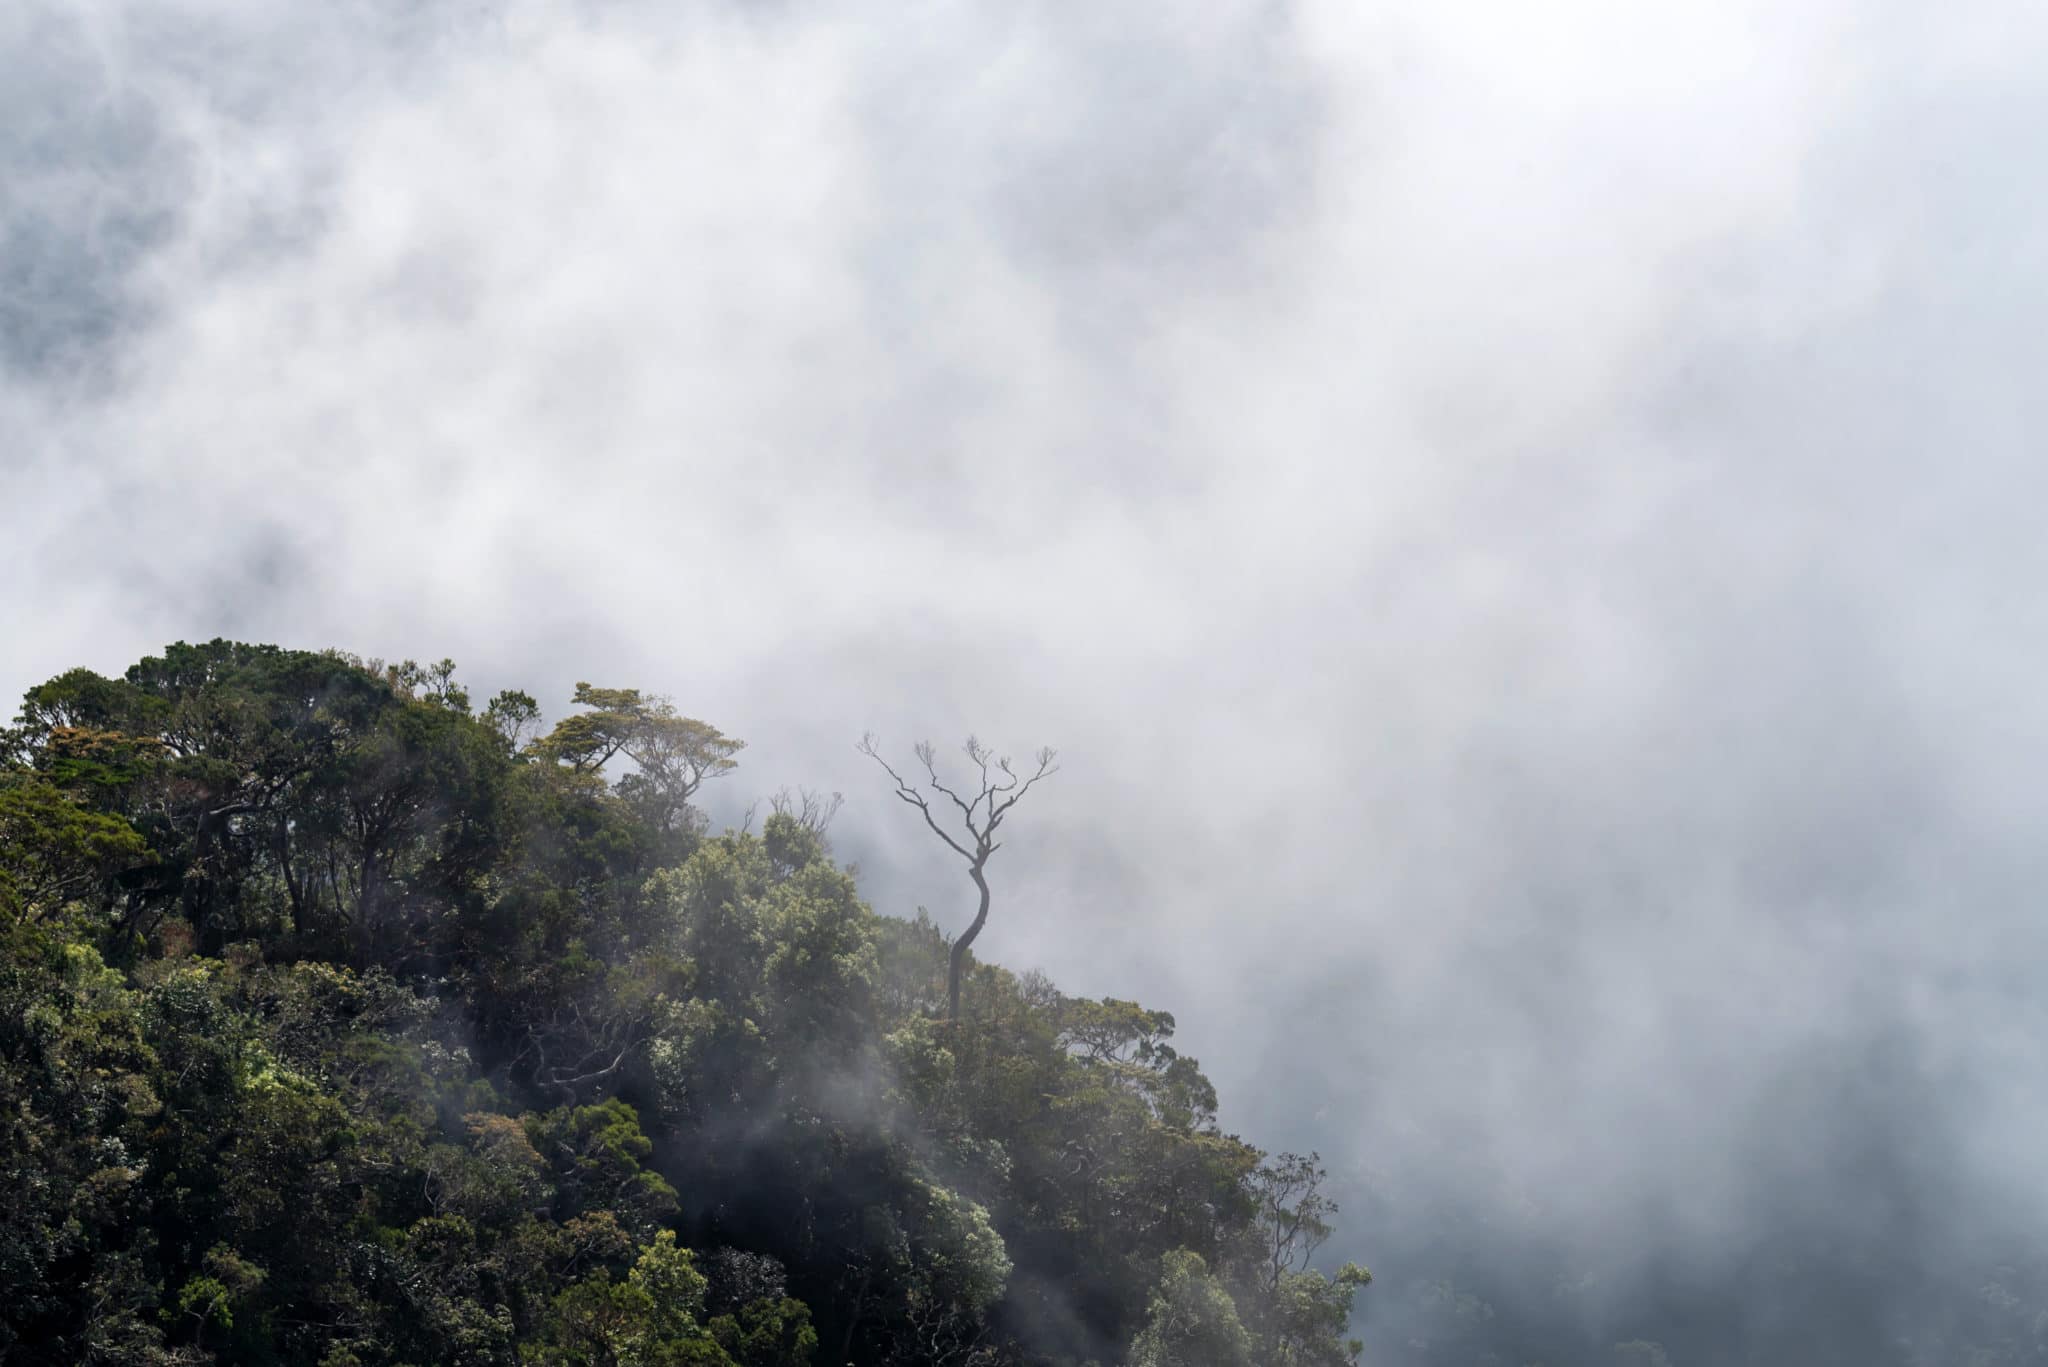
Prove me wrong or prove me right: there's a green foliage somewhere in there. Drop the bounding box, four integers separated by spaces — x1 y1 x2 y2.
0 776 150 924
1126 1250 1255 1367
528 1100 681 1237
706 1296 816 1367
537 684 742 838
0 640 1370 1367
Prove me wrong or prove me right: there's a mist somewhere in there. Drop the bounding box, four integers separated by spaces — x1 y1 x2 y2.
7 0 2047 1360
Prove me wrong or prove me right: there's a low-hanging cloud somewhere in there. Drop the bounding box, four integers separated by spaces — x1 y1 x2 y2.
7 0 2048 1360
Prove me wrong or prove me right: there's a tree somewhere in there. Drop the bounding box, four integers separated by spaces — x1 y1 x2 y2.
0 778 149 925
857 734 1056 1022
538 686 742 837
1232 1151 1369 1366
1126 1250 1255 1367
1248 1153 1340 1292
533 1233 734 1366
482 689 544 751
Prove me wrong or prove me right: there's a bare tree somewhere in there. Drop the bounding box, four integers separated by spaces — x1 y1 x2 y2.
858 733 1058 1021
770 785 845 839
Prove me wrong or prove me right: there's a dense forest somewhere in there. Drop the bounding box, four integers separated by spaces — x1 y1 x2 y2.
0 639 1369 1366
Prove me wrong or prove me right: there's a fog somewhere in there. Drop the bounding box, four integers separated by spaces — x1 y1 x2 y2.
6 0 2047 1360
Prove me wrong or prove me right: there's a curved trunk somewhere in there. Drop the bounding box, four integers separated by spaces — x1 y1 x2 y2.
948 864 992 1021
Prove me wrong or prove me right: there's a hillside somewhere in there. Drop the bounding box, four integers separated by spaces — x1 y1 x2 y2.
0 639 1367 1366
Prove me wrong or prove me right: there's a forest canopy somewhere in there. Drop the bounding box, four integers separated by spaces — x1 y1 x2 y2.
0 639 1368 1366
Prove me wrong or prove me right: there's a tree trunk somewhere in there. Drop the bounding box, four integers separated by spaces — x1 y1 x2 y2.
839 1263 873 1363
947 864 992 1021
277 826 308 937
355 845 381 968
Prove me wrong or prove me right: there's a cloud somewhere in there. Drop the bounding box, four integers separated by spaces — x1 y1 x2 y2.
8 0 2048 1357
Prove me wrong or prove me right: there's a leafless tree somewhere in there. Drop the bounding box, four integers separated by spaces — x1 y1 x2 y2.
858 734 1058 1021
511 999 648 1105
770 785 845 839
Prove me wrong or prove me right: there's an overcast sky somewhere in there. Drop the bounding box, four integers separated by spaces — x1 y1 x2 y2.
6 0 2047 1359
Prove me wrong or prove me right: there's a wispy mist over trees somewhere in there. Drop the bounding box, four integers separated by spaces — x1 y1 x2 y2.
12 641 2040 1367
0 639 1369 1365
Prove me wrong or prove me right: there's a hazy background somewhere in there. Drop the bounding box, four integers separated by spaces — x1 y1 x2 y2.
6 1 2047 1360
